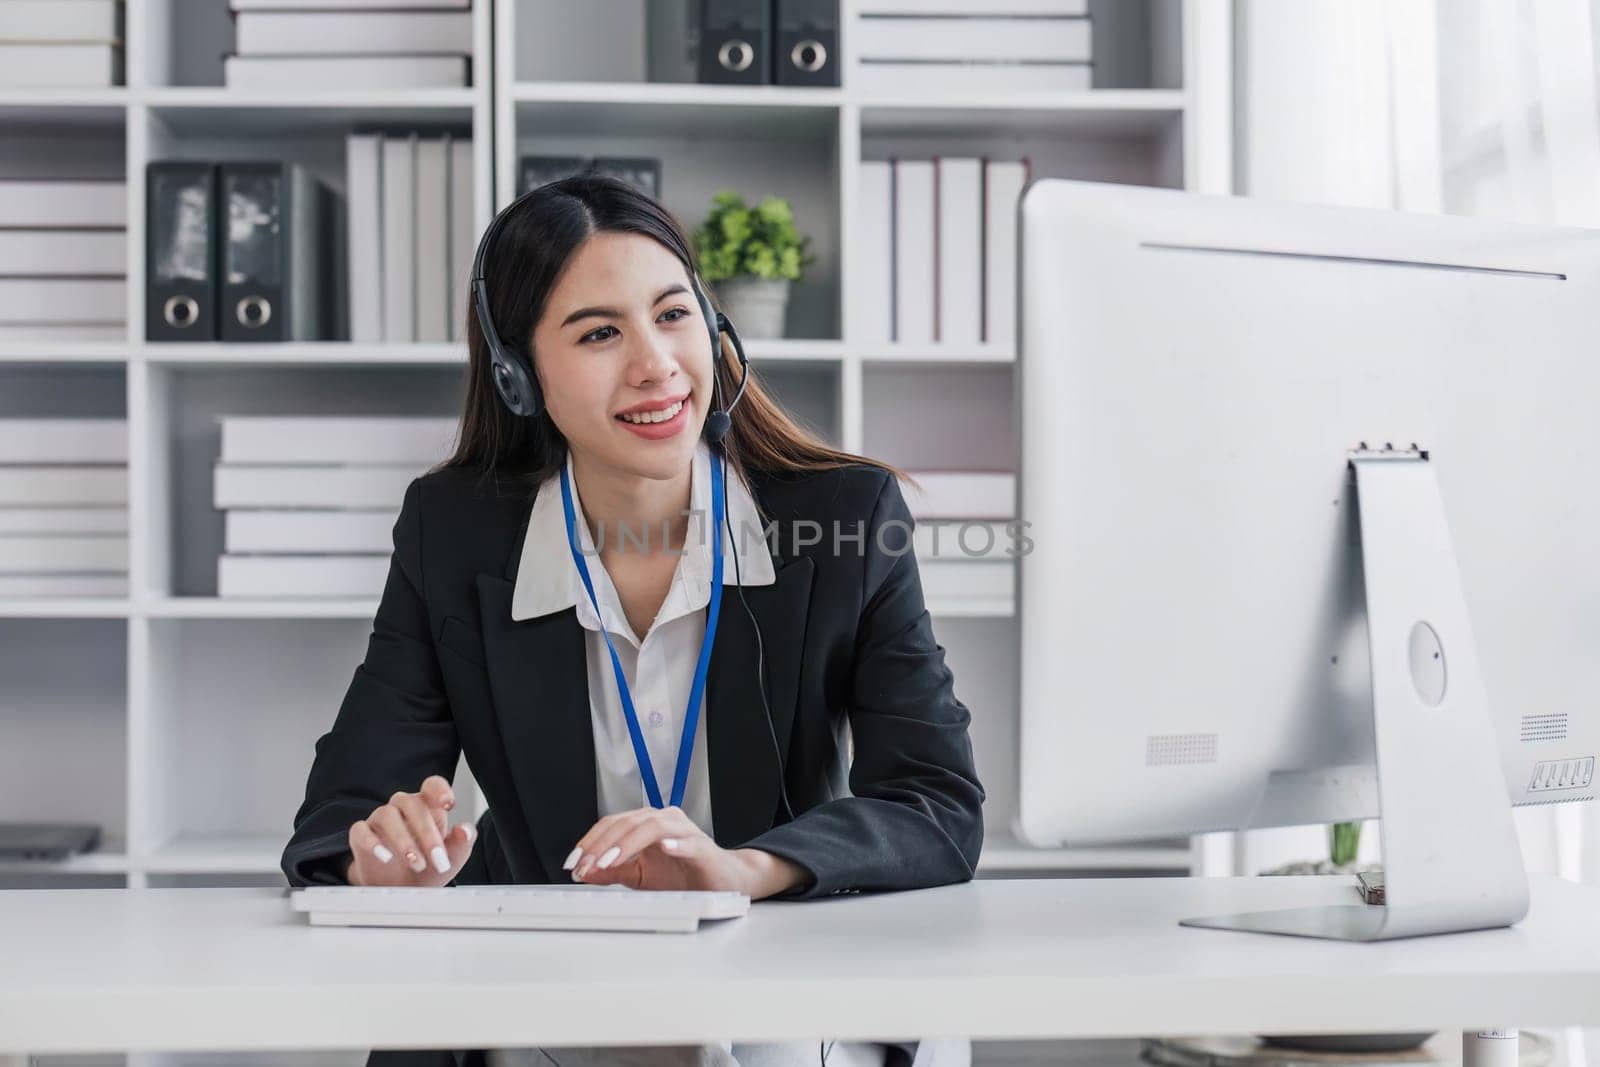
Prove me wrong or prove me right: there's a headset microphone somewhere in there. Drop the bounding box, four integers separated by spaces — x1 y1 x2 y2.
703 311 750 445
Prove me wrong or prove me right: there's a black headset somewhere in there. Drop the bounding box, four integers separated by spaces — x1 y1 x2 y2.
468 182 796 828
469 186 750 443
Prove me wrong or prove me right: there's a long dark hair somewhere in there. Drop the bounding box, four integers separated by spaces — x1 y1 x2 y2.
437 174 900 495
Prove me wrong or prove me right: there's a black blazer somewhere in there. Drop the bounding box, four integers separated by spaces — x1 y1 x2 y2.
280 461 986 1064
284 463 985 895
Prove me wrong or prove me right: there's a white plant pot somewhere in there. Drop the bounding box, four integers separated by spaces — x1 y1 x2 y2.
713 277 790 338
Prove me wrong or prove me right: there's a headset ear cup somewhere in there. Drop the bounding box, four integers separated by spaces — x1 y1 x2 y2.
490 343 543 418
474 272 544 419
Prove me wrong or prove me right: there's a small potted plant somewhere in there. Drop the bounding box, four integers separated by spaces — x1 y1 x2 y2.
692 190 814 338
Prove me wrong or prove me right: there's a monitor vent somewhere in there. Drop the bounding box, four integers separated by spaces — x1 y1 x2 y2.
1522 714 1569 742
1147 733 1219 766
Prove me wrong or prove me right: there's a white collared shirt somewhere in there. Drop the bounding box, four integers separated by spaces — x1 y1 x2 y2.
502 446 894 1067
509 440 775 839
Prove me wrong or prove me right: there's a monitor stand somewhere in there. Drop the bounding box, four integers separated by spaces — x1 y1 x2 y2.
1181 448 1530 941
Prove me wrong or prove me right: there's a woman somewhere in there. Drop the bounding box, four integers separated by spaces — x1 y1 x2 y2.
281 175 986 1067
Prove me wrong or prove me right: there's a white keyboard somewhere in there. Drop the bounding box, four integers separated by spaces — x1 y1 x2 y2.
289 884 751 934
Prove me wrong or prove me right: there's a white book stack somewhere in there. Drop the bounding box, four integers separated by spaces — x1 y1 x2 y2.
347 132 474 343
0 418 129 599
902 472 1017 613
854 0 1092 95
225 1 474 90
0 178 129 343
859 159 1030 352
212 416 459 598
0 0 125 88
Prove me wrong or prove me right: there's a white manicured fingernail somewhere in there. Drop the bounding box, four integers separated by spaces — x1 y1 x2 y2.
563 846 582 870
373 844 394 864
662 838 681 851
597 846 621 870
431 846 450 873
463 825 477 843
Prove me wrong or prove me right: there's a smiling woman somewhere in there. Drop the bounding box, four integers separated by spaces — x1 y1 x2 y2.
280 175 985 1067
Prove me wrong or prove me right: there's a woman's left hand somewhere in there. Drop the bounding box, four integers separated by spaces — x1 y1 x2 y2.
564 805 808 899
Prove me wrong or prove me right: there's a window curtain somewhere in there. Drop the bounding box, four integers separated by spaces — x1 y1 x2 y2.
1235 0 1600 897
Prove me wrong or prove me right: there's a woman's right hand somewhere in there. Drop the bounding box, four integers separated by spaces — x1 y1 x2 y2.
344 774 476 886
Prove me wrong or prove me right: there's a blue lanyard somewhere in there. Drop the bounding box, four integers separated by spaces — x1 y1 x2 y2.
558 455 725 810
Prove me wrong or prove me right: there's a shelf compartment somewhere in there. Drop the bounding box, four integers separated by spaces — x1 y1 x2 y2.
0 835 131 876
140 0 486 93
509 0 844 94
511 0 693 86
136 618 375 858
512 96 842 341
0 113 125 178
1086 0 1185 90
140 363 463 599
142 114 477 350
860 113 1185 194
851 0 1182 97
863 364 1014 473
0 619 129 862
140 833 284 875
755 361 843 450
0 364 130 606
0 115 129 351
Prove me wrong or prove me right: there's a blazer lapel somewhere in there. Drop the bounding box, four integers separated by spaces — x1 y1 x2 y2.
705 555 815 849
475 570 598 882
473 476 815 873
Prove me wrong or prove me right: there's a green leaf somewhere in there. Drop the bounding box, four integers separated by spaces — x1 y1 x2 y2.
692 189 811 284
1329 821 1362 866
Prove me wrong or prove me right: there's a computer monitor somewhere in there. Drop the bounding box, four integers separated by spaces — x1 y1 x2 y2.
1015 179 1599 941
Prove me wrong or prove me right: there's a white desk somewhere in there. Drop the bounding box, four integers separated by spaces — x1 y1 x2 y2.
2 875 1599 1057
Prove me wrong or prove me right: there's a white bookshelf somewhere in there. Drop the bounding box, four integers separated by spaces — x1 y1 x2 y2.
1 0 1230 902
0 0 494 901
